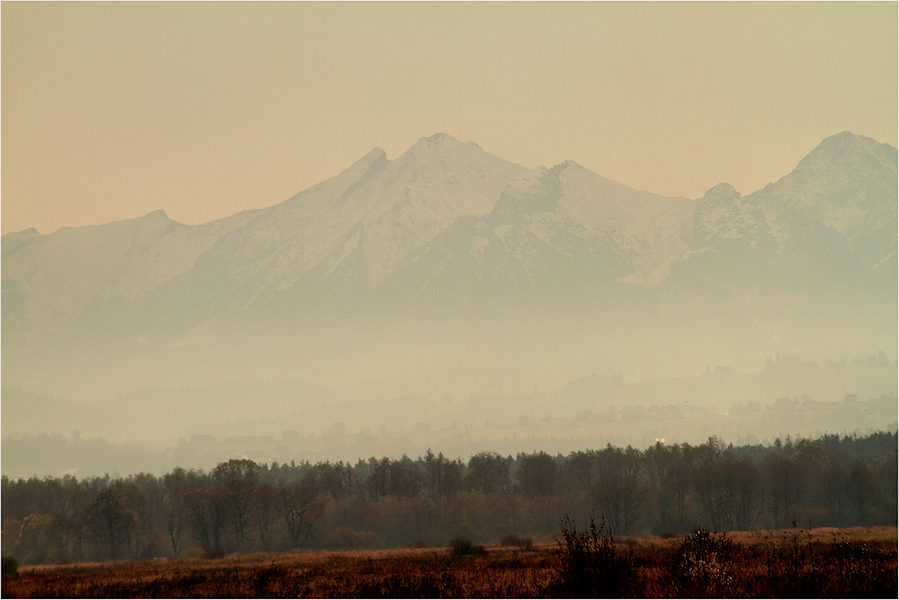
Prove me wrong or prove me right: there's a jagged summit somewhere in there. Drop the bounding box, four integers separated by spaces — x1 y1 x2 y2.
556 159 584 170
795 131 897 176
810 130 876 154
405 133 464 154
693 181 763 245
421 132 456 143
702 182 740 198
143 209 172 220
765 131 897 222
354 146 389 167
398 132 503 165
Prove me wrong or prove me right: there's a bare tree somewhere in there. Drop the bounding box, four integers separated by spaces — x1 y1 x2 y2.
277 480 323 548
212 459 260 552
847 460 876 525
254 481 278 551
162 468 193 557
592 445 645 536
85 488 139 560
766 454 802 528
185 484 228 553
730 457 763 531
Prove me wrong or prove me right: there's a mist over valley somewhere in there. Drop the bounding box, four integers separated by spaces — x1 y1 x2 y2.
3 131 896 478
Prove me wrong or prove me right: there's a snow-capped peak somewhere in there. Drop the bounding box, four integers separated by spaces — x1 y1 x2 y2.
2 131 894 351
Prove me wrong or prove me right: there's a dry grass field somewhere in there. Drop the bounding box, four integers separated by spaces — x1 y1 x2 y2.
2 526 896 598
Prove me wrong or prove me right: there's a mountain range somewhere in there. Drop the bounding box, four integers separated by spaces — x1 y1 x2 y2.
3 131 896 398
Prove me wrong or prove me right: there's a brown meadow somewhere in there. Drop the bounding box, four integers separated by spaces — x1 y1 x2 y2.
2 525 895 598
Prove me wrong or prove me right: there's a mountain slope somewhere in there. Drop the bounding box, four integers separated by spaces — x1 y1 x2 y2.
134 134 529 335
378 161 695 316
1 131 895 398
759 131 897 291
668 131 897 298
1 209 259 340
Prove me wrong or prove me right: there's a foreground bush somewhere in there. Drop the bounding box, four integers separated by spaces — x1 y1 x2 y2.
449 536 486 558
547 513 636 598
500 533 534 551
1 557 18 577
671 528 737 597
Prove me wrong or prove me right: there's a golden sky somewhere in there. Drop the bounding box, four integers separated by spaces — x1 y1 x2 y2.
3 2 896 235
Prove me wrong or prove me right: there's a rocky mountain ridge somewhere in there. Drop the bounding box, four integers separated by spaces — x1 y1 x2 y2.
2 131 895 397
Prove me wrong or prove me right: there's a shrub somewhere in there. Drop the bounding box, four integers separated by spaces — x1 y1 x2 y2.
500 533 534 551
548 513 635 598
671 528 736 597
1 557 18 577
826 539 897 597
449 536 486 558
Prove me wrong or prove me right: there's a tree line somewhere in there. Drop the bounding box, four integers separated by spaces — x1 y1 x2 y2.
2 431 895 565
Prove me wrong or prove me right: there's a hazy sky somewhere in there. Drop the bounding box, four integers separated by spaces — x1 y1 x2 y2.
3 2 896 236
